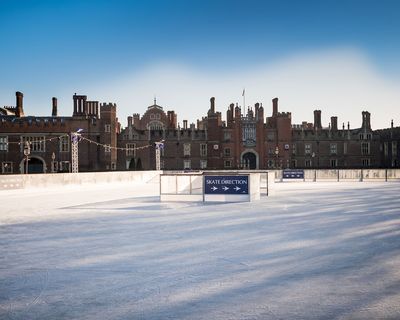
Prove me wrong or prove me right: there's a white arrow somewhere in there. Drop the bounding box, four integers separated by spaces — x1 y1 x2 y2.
211 186 218 191
234 186 241 191
223 186 229 191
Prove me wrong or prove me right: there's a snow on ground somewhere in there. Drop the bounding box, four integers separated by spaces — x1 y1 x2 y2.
1 180 400 320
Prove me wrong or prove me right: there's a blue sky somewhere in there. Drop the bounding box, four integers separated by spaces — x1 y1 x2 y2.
1 0 399 128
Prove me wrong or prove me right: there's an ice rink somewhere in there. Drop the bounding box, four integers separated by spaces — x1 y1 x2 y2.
1 180 400 320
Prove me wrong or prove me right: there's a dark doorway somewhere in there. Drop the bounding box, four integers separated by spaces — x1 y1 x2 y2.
26 157 44 173
129 158 136 170
136 158 142 170
242 152 257 169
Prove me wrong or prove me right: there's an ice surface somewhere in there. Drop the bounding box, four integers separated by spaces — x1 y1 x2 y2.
1 181 400 319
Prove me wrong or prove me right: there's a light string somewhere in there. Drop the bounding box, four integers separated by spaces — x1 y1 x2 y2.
1 133 162 152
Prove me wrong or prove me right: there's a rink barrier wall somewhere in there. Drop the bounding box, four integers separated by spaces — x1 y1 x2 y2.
160 171 273 202
0 171 161 190
274 169 400 182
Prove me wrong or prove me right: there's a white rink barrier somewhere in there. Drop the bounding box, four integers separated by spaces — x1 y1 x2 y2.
274 169 400 182
0 171 161 190
160 171 273 202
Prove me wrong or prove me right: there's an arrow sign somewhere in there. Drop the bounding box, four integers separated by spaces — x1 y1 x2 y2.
204 176 249 195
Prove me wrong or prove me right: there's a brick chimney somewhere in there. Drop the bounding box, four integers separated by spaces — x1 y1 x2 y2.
314 110 322 129
272 98 278 116
15 91 24 117
331 116 337 131
52 97 57 117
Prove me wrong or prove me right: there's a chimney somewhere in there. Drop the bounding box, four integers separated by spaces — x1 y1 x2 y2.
272 97 278 116
235 103 241 118
391 119 394 129
331 116 337 131
127 116 133 127
183 120 188 129
52 97 58 117
210 97 215 114
16 91 24 117
361 111 371 130
258 103 264 123
313 110 322 129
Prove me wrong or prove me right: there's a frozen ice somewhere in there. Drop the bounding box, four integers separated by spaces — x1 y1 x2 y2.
1 180 400 319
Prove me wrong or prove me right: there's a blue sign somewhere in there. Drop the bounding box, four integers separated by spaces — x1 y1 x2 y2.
204 175 249 194
283 169 304 179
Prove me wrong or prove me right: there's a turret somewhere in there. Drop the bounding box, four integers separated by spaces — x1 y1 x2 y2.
361 111 371 130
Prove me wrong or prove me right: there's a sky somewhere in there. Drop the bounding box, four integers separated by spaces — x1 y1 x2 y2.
0 0 399 129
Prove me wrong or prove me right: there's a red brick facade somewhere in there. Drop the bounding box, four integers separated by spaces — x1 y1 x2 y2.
1 91 399 174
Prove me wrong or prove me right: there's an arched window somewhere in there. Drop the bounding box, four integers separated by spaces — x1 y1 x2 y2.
147 121 164 130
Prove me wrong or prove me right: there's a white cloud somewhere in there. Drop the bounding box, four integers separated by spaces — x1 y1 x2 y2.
84 48 400 129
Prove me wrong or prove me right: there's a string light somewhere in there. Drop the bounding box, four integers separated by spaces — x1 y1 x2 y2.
3 133 162 152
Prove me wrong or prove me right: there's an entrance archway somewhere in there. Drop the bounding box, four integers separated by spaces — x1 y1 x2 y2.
21 156 45 174
241 151 258 169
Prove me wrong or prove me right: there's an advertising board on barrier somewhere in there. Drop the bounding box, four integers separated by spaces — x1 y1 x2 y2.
204 175 249 195
283 169 304 179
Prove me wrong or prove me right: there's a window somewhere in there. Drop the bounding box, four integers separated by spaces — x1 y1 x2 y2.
392 141 397 157
2 162 13 173
343 142 348 155
267 132 275 141
59 136 70 152
200 160 207 169
366 133 372 140
305 144 311 155
361 142 370 155
305 159 312 167
224 160 232 168
111 162 116 170
148 121 164 130
150 113 155 120
268 160 274 168
160 160 165 169
224 148 231 157
105 124 111 133
291 160 297 168
59 161 70 172
292 144 296 155
0 136 8 151
362 159 370 167
200 143 207 157
21 136 45 152
126 143 136 156
330 159 337 168
183 159 191 169
105 144 111 153
224 132 231 141
183 143 191 156
330 143 337 155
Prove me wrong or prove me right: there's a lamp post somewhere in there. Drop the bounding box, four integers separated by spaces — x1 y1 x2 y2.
23 141 30 174
275 146 279 169
51 152 56 173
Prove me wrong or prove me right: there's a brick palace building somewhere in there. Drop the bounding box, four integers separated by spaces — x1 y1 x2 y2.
0 91 399 174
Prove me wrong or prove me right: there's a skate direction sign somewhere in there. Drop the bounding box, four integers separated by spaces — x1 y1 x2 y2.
204 175 249 195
